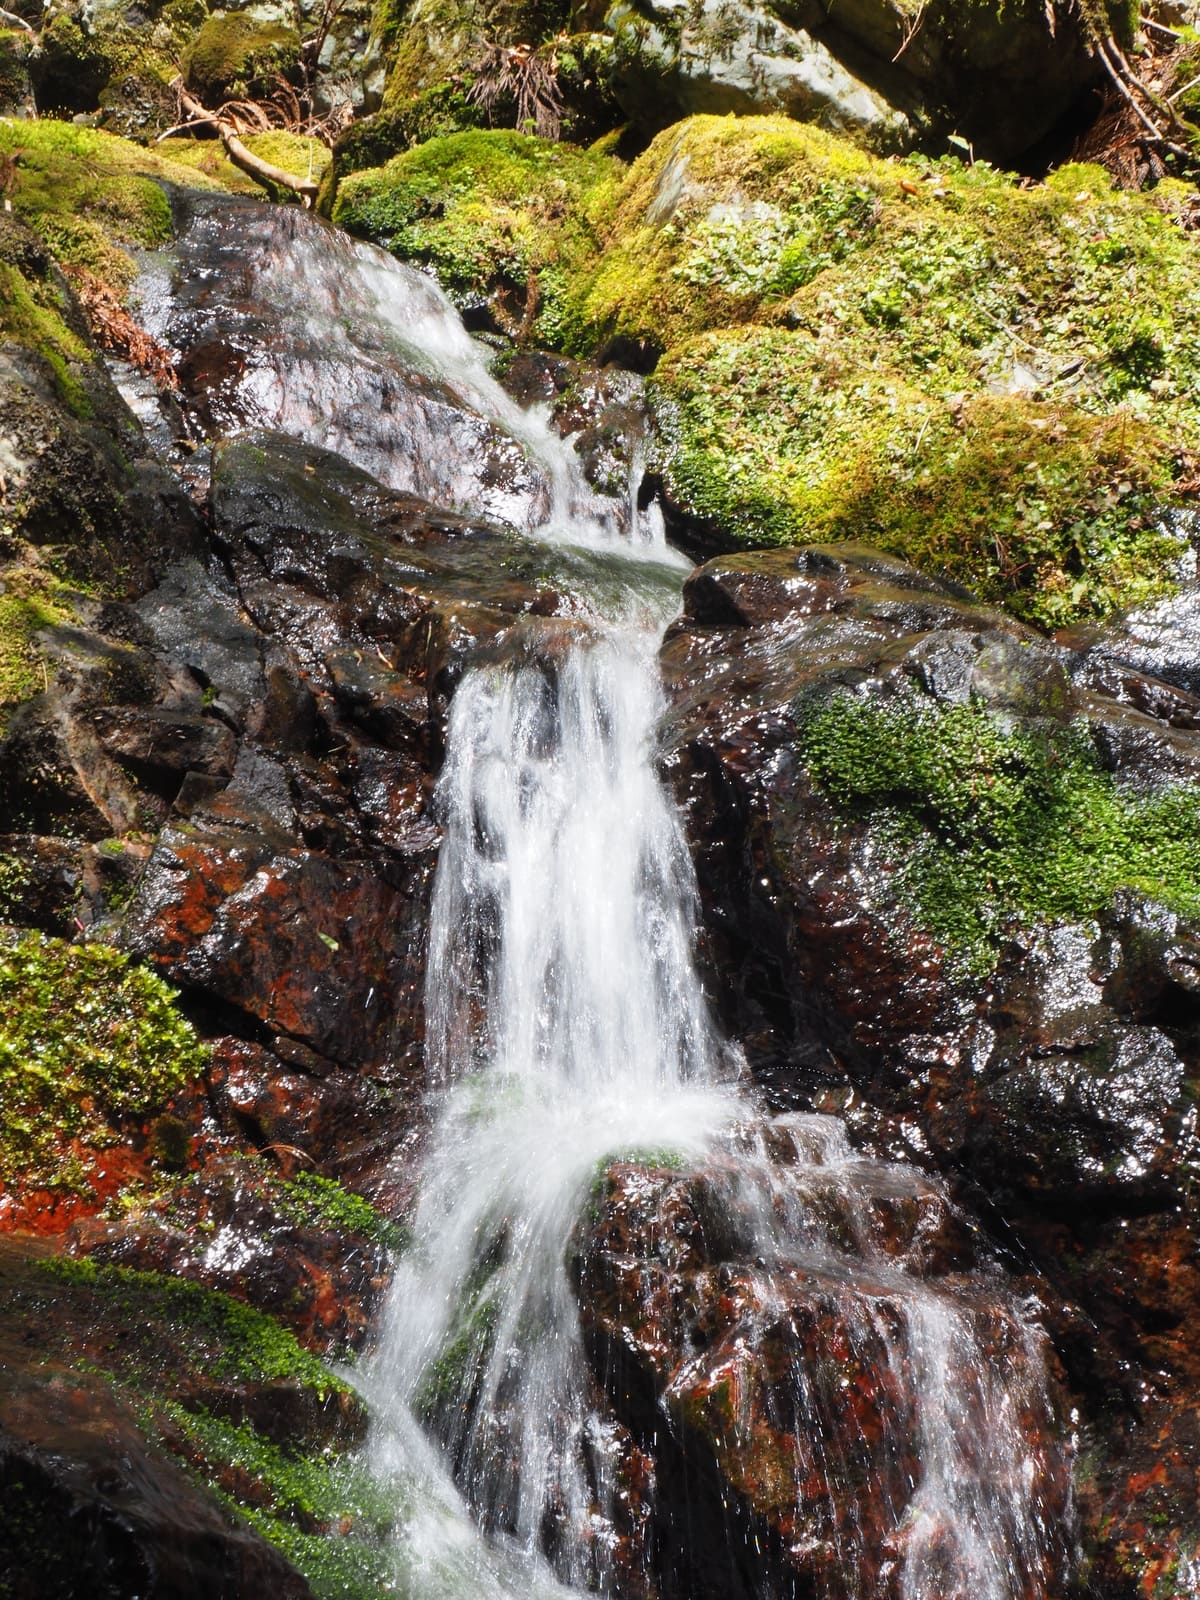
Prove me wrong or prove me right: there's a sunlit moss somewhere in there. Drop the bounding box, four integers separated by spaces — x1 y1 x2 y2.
0 932 208 1192
802 692 1200 971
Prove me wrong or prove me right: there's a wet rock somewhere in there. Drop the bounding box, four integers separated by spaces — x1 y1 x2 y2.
92 705 238 781
72 1155 393 1359
576 1137 1070 1600
158 194 555 530
122 815 418 1073
661 539 1200 1591
0 1371 315 1600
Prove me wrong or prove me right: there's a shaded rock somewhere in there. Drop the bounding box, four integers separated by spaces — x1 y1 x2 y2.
602 0 1105 161
0 1372 314 1600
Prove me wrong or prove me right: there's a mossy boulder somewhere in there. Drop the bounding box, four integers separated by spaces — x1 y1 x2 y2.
337 113 1200 626
30 0 197 134
330 127 621 339
183 13 302 102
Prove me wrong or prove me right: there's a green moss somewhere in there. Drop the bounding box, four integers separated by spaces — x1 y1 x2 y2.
802 692 1200 972
0 579 71 711
184 15 301 100
166 1409 396 1600
332 128 621 342
653 336 1184 627
0 931 208 1193
42 1256 349 1395
274 1171 408 1252
246 131 331 184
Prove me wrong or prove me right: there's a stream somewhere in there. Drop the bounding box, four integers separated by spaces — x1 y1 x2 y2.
133 192 1073 1600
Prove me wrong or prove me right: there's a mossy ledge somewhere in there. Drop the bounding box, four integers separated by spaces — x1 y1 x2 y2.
334 113 1200 625
1 1248 393 1599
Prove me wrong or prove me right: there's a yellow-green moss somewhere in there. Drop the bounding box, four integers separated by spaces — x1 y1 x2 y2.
0 931 208 1193
0 576 71 714
0 119 184 249
652 333 1185 627
183 15 300 100
331 128 621 343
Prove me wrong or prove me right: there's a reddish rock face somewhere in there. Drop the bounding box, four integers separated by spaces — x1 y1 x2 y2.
659 542 1200 1591
575 1128 1073 1600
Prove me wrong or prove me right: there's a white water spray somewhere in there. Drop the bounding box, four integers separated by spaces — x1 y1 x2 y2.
152 199 1069 1599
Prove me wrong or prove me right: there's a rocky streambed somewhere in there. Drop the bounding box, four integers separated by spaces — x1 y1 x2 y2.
0 172 1199 1600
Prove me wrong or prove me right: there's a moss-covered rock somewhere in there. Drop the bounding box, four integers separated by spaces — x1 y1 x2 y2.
0 930 208 1200
183 13 302 102
336 112 1200 624
30 0 192 134
331 126 621 339
0 1241 393 1599
801 689 1200 972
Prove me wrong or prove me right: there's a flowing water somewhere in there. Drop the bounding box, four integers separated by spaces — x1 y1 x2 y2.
139 200 1071 1599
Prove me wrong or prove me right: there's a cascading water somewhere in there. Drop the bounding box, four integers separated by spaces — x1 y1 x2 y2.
361 613 1069 1600
138 197 1070 1598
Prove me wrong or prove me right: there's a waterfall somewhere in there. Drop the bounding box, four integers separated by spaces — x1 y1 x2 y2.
362 627 1067 1600
141 198 1069 1598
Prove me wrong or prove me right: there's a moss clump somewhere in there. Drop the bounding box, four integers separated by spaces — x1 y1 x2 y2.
0 931 208 1193
653 336 1185 627
184 15 301 101
165 1409 396 1600
802 692 1200 971
0 576 71 716
331 128 621 342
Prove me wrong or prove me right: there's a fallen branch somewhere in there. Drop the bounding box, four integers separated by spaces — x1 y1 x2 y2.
0 7 35 34
1089 32 1195 164
169 78 319 205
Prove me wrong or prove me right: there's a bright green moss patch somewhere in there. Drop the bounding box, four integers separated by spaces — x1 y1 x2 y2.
331 128 621 343
0 931 208 1191
277 1170 407 1252
166 1409 396 1600
42 1256 349 1396
803 693 1200 971
653 334 1186 627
